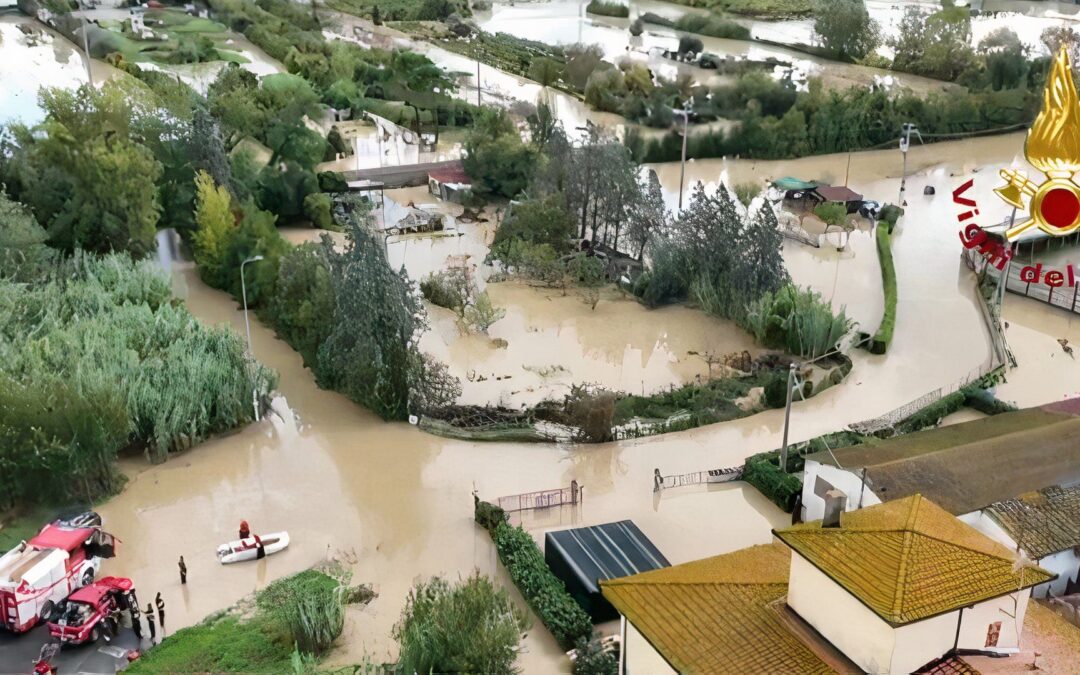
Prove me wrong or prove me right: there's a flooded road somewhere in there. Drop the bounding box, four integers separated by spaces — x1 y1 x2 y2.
473 0 956 95
88 131 1080 671
0 15 121 125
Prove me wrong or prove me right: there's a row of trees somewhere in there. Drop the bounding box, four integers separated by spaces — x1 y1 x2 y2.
463 111 850 361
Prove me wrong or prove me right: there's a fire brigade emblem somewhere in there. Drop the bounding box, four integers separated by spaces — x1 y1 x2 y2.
996 46 1080 240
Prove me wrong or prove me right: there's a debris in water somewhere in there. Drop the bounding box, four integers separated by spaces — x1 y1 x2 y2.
1058 338 1074 359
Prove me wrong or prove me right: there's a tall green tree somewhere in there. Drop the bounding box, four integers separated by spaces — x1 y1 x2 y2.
812 0 880 61
315 204 459 419
5 84 162 257
890 4 976 81
462 109 536 199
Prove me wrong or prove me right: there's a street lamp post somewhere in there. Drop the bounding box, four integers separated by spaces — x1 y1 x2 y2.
674 97 693 211
898 123 921 207
241 255 264 421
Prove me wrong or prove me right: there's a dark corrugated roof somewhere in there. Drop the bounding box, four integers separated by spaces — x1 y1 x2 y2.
545 521 669 593
986 484 1080 559
807 400 1080 515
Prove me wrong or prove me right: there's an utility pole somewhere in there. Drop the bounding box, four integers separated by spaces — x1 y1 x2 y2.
898 123 921 207
241 255 264 421
779 363 797 473
80 16 94 86
476 60 481 107
675 97 693 211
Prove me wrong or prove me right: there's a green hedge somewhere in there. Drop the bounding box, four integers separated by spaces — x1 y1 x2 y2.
585 0 629 17
870 222 897 354
743 451 803 513
491 523 593 650
893 390 966 435
962 386 1018 416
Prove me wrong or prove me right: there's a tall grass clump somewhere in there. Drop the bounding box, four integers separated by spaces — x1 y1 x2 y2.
743 284 852 359
393 573 528 674
586 0 629 17
258 569 350 656
676 14 751 39
0 252 276 506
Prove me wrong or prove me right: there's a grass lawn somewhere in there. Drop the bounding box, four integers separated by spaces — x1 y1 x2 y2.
128 569 372 673
0 508 52 553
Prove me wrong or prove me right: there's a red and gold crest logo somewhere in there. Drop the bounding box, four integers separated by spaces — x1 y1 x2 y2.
996 47 1080 240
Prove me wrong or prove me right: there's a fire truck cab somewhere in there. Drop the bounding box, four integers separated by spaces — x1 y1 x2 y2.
0 512 117 633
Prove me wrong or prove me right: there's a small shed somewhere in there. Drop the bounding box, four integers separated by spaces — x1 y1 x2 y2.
812 185 864 214
428 165 471 204
544 521 670 622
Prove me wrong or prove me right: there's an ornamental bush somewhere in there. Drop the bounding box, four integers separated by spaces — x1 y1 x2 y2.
742 451 803 512
492 523 593 649
870 222 897 354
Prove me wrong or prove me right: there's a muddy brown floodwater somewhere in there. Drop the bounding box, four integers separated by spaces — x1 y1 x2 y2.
93 131 1080 671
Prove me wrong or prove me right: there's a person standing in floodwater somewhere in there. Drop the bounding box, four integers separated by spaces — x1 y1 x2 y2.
145 604 156 643
155 592 165 632
239 520 250 540
178 556 187 584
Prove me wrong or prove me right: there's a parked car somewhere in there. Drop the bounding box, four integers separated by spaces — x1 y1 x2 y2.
41 577 135 646
858 200 882 219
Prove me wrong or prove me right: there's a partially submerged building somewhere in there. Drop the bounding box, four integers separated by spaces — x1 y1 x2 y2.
602 496 1055 675
427 165 471 204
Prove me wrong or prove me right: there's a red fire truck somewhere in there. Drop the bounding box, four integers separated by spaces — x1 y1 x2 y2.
0 512 117 633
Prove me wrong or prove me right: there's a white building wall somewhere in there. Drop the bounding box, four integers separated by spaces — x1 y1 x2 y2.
892 611 959 674
955 591 1029 651
961 510 1076 598
787 552 896 674
1034 549 1078 598
801 460 881 522
623 620 677 675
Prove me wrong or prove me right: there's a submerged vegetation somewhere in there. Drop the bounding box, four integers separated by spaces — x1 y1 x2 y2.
128 568 370 673
393 573 528 674
0 193 275 507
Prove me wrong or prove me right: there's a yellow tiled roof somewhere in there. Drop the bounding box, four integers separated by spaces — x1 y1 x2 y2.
600 544 833 674
774 495 1056 626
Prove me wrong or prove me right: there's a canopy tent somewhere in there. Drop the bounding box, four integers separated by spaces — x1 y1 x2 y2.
771 177 819 191
544 521 670 622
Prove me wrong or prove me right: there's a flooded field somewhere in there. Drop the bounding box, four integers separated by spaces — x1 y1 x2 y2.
0 15 121 125
85 129 1080 670
473 0 956 95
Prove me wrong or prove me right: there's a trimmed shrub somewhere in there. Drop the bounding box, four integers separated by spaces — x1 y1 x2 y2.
492 523 593 649
573 633 619 675
474 497 508 535
962 386 1018 416
763 370 790 409
893 390 966 435
743 450 802 512
586 0 629 17
393 573 527 675
878 203 904 233
870 222 897 354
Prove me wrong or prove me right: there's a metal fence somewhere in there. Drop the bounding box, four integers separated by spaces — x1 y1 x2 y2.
781 222 821 248
652 466 743 492
496 481 581 512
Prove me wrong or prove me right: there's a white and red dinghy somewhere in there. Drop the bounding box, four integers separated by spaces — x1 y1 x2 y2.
216 532 290 564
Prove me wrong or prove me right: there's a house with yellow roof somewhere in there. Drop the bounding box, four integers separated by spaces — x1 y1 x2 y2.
601 495 1055 675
